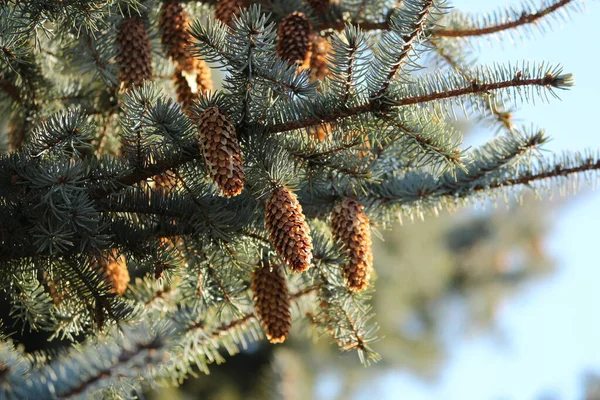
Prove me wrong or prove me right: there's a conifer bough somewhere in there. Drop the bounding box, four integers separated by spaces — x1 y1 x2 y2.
0 0 598 397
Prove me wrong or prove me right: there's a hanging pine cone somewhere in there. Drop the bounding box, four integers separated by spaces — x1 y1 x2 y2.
265 186 313 272
173 61 212 111
159 0 194 70
195 59 213 94
174 66 195 110
331 198 373 291
215 0 245 27
251 261 292 343
196 106 245 197
116 16 153 89
277 12 312 69
93 249 130 296
310 36 330 81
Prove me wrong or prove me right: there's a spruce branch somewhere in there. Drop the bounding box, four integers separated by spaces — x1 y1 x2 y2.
434 0 582 39
469 152 600 194
439 128 550 192
369 0 439 99
326 25 371 104
0 0 598 394
374 109 463 173
266 63 573 133
430 39 516 132
367 149 600 219
189 6 317 102
28 323 170 400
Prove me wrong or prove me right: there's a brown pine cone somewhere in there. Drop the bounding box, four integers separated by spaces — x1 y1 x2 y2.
331 198 373 291
174 66 195 110
265 186 313 273
196 106 245 197
117 17 153 89
159 0 195 71
195 59 213 94
153 171 178 192
251 261 292 343
93 249 130 296
174 61 212 111
310 35 330 81
215 0 245 27
277 12 312 69
308 123 331 142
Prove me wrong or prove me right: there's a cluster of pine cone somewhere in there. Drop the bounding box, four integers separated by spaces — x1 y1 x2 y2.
115 0 374 345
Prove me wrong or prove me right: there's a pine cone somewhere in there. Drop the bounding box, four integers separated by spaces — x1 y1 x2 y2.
310 36 330 81
196 106 245 197
159 0 195 70
251 261 291 343
94 249 130 296
265 186 313 272
195 59 213 93
331 198 373 291
215 0 245 27
174 66 195 110
174 61 212 111
117 17 152 89
309 123 331 141
153 172 178 192
277 12 312 69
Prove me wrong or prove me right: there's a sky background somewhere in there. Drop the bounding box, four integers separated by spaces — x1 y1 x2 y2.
334 1 600 399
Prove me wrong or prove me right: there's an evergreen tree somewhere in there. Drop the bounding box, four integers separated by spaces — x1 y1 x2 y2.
0 0 597 398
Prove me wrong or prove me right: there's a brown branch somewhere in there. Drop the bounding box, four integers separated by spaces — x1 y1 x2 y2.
316 0 573 39
433 0 575 38
471 158 600 194
381 157 600 206
267 74 559 133
342 43 358 104
144 286 174 307
89 142 201 199
57 339 163 399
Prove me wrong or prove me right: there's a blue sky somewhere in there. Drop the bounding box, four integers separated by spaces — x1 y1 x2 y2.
352 1 600 399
